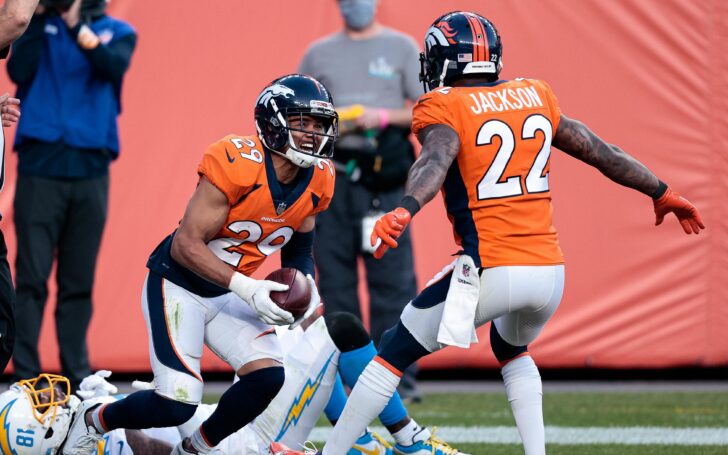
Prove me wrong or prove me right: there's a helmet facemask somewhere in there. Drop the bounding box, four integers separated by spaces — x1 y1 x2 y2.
0 374 80 454
18 374 72 425
257 102 338 169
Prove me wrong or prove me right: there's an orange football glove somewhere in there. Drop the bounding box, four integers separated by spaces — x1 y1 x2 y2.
653 187 705 234
370 207 412 259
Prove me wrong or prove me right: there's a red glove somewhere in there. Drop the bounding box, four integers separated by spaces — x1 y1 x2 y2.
653 187 705 234
370 207 412 259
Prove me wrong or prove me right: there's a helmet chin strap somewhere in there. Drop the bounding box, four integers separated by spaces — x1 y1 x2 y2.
270 143 316 169
438 58 450 88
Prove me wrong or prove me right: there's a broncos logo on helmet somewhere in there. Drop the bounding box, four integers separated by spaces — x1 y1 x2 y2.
256 84 296 107
426 21 458 48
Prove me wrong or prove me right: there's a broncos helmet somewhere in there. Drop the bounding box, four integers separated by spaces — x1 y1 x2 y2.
254 74 338 168
419 11 503 92
0 374 80 454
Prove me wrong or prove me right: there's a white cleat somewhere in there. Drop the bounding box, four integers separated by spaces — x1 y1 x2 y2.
60 401 105 455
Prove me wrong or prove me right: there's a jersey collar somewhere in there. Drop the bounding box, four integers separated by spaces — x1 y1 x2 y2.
263 148 314 215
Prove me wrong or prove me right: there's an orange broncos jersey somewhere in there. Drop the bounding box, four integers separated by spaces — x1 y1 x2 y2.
197 134 335 277
412 79 564 268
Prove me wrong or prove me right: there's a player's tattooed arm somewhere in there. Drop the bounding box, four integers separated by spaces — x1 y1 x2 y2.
407 124 460 207
553 114 660 196
124 429 174 455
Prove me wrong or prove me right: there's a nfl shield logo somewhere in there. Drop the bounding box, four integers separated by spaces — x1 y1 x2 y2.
276 202 287 215
462 264 471 277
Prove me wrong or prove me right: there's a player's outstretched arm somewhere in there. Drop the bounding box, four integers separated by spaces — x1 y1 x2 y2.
553 114 660 195
553 114 704 234
370 124 460 258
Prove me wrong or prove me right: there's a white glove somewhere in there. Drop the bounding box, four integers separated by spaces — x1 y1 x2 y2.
77 370 118 400
229 272 294 325
289 274 322 330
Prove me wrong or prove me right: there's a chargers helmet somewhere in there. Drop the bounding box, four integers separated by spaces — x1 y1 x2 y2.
0 374 80 455
419 11 503 92
254 74 338 168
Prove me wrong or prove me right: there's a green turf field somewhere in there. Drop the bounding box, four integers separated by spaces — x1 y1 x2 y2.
305 391 728 454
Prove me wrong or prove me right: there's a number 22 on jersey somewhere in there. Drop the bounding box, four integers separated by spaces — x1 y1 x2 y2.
476 114 553 200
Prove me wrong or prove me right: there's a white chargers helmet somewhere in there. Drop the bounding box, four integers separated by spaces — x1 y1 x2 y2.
0 374 80 454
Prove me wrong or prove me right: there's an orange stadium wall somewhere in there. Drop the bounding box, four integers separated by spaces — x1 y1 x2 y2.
0 0 726 373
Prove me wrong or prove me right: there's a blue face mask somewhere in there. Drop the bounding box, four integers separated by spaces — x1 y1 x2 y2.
339 0 377 31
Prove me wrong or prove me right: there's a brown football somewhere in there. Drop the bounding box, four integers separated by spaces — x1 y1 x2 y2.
265 268 311 320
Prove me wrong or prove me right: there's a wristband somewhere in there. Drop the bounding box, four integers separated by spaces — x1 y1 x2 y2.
399 195 421 217
378 109 389 129
651 180 668 199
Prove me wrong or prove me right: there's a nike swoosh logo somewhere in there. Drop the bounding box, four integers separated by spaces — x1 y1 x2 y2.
352 445 380 455
226 151 236 163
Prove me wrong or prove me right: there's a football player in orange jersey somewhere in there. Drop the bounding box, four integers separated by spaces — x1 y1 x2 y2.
274 11 705 455
61 74 340 455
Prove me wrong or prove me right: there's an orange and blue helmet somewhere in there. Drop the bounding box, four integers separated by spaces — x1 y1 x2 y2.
419 11 503 92
254 74 339 168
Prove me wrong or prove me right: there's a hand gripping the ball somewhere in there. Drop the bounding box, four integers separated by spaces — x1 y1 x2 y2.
229 272 295 325
289 274 322 330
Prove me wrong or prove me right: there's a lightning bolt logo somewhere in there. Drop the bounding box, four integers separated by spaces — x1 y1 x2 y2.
276 351 336 440
0 399 18 455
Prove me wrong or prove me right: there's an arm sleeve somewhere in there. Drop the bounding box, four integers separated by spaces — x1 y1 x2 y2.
66 23 136 85
6 14 45 85
280 230 315 278
83 32 137 85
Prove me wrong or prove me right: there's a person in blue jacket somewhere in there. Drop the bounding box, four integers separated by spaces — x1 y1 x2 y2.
7 0 136 390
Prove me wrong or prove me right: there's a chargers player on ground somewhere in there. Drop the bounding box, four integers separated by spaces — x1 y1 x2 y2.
0 314 462 454
61 74 339 455
276 10 705 455
0 373 177 455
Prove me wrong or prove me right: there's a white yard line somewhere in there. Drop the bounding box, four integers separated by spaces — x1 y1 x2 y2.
309 426 728 445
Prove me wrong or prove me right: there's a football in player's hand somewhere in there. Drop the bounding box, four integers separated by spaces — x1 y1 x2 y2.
265 268 311 320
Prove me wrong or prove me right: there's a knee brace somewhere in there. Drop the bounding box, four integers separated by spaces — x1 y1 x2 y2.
490 322 528 363
325 312 371 352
